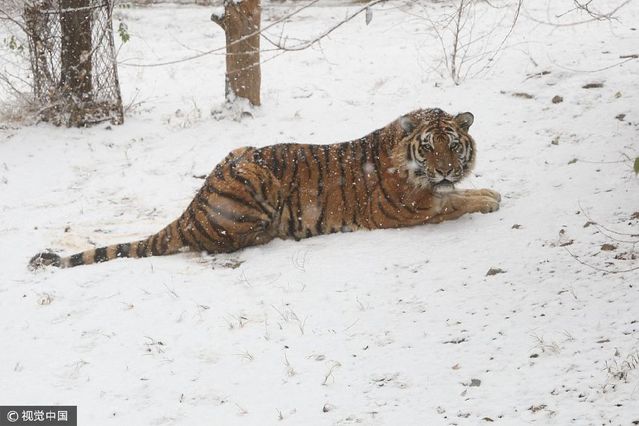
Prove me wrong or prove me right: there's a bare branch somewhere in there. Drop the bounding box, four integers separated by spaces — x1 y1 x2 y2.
263 0 387 52
119 0 323 67
410 0 523 85
564 247 639 274
119 0 388 68
525 0 630 27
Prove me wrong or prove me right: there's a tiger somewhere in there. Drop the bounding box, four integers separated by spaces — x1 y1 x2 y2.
29 108 501 269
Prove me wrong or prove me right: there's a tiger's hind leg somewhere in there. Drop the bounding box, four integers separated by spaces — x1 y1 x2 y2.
179 156 283 254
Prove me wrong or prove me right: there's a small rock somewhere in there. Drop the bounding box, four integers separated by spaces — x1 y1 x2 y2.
470 378 481 387
551 95 563 104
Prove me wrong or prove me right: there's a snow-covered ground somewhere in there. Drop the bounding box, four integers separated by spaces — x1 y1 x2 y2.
1 0 638 424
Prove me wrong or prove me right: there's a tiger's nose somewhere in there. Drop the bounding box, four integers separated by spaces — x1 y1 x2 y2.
435 168 452 177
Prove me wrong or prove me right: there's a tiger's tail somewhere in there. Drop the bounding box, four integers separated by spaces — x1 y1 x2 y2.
29 218 187 269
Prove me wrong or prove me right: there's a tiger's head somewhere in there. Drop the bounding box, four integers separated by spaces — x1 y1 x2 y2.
396 108 476 192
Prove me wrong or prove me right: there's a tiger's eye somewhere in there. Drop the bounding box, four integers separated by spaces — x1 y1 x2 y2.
420 143 433 153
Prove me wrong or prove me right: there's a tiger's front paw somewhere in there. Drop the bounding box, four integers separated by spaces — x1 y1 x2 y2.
477 188 501 202
478 195 500 213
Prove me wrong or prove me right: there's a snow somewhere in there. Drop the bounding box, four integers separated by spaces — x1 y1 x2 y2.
210 6 225 21
1 1 638 424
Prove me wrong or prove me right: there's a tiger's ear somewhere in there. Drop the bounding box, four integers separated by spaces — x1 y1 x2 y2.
454 112 474 131
399 115 416 135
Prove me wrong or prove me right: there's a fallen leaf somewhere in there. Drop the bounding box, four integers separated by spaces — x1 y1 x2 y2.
486 268 506 276
528 404 547 413
365 7 373 25
582 82 604 89
443 337 467 344
601 243 617 251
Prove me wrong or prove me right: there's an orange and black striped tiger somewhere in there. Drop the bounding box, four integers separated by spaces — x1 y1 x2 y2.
29 108 501 269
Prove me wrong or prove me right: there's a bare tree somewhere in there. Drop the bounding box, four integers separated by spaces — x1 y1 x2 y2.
410 0 523 85
119 0 384 115
211 0 261 106
1 0 123 126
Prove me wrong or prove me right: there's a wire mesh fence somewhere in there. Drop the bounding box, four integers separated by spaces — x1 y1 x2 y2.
24 0 123 126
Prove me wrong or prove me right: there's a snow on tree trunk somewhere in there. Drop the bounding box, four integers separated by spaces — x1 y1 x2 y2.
211 0 261 107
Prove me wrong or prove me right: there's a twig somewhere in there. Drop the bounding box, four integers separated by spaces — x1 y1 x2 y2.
548 56 637 73
525 0 630 27
579 202 639 238
322 361 341 385
262 0 387 52
564 246 639 274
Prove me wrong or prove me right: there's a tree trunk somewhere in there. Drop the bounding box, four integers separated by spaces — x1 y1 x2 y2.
59 0 92 103
211 0 261 106
24 0 54 98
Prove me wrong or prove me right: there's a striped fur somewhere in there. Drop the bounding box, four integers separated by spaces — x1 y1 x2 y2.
29 108 501 269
